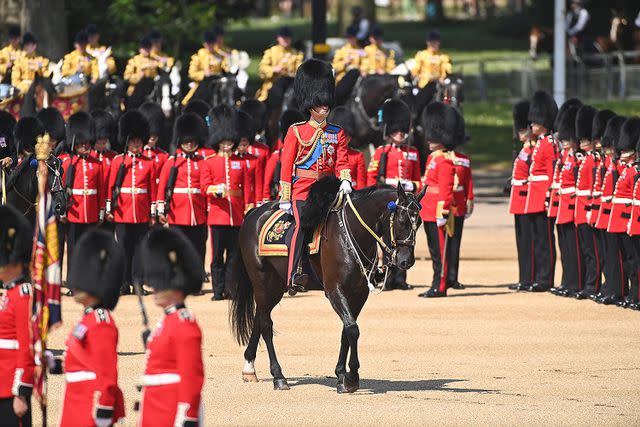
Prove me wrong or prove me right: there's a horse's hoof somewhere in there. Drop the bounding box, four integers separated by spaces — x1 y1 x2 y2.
336 383 349 394
273 378 290 390
337 376 359 393
242 371 259 383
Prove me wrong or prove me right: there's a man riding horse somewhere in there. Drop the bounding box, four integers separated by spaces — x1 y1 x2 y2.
182 30 230 106
411 30 452 118
123 36 163 110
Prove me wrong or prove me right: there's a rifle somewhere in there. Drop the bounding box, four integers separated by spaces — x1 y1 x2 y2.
109 162 126 214
377 150 388 185
163 165 178 216
132 283 151 347
64 136 76 210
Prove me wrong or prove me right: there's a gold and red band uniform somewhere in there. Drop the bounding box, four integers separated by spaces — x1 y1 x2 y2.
509 143 533 215
156 154 208 226
346 147 366 190
419 150 455 222
106 153 157 223
452 151 474 217
60 154 105 223
525 134 557 214
60 307 125 426
366 144 421 189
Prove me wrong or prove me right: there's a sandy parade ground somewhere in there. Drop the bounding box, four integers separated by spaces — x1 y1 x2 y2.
35 199 640 426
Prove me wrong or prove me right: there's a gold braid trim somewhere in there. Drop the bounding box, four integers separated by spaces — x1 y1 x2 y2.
280 181 291 201
293 125 323 166
339 169 352 181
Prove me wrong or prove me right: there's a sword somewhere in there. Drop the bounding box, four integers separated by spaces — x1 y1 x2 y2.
132 282 151 347
1 169 5 205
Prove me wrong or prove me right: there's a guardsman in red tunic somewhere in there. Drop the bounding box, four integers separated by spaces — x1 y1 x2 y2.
523 91 558 292
418 102 457 298
573 105 600 299
201 105 253 300
58 229 126 427
328 106 366 190
626 152 640 311
235 111 260 208
0 207 34 427
106 111 157 295
279 59 352 294
508 101 536 291
60 112 105 276
91 110 118 232
139 227 205 427
139 102 169 185
263 109 305 201
239 100 270 204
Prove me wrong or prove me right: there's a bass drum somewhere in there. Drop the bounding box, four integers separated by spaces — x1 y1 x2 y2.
55 73 88 98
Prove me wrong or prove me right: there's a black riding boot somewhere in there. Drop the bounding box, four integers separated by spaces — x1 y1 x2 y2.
289 229 309 295
211 267 225 301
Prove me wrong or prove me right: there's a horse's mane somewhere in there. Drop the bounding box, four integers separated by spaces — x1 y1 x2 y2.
350 184 395 201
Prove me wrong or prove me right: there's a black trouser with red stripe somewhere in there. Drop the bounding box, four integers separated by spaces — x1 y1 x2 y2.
66 222 96 278
210 225 239 299
514 214 535 286
621 234 640 303
557 222 583 292
527 212 556 288
171 224 208 268
446 216 465 287
593 227 606 294
577 223 600 294
0 396 31 427
424 221 451 292
115 223 149 288
601 232 629 299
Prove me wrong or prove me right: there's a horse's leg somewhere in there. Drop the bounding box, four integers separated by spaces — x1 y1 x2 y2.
260 306 289 390
242 317 262 383
334 326 350 392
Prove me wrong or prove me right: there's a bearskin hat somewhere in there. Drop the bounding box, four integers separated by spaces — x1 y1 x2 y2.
0 111 16 156
328 106 355 138
554 98 582 132
601 115 625 149
294 59 335 115
14 116 44 154
237 110 254 141
512 100 530 136
140 227 205 295
423 102 458 150
453 107 468 145
278 109 304 140
66 229 124 311
67 112 95 146
592 109 616 141
174 113 207 147
183 99 211 121
381 99 411 137
618 117 640 153
0 205 33 267
37 107 65 142
528 91 558 130
239 99 267 136
91 109 115 141
138 102 165 136
557 105 579 142
118 110 150 148
207 104 239 150
575 105 597 141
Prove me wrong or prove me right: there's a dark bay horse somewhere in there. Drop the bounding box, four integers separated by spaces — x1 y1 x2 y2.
190 74 241 108
230 178 425 393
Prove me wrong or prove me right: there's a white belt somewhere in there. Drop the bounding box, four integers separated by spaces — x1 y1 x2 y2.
592 191 602 197
559 187 575 195
384 178 399 186
0 339 18 350
173 188 201 194
120 187 148 194
529 175 549 182
71 189 97 196
612 197 633 205
141 373 181 386
634 200 640 206
65 371 96 383
511 179 527 186
453 185 464 192
576 190 591 197
550 183 560 190
601 196 613 202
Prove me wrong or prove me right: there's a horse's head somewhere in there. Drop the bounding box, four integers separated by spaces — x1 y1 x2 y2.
96 47 112 80
610 10 628 44
439 75 464 108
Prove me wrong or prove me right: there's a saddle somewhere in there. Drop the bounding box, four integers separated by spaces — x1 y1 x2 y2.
258 209 323 257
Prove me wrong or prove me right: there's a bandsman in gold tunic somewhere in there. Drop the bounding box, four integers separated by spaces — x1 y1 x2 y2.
123 36 161 97
360 27 395 76
256 26 303 108
411 31 452 116
182 31 230 106
333 25 365 104
61 31 99 83
85 23 116 75
11 33 51 94
149 29 175 72
0 26 23 84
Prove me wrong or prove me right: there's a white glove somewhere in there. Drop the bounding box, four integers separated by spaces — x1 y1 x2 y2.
586 211 591 223
279 201 292 215
436 218 447 227
465 200 474 219
401 179 415 192
339 180 352 194
94 417 112 427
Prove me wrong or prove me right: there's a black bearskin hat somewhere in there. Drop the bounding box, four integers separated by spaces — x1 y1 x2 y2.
0 205 33 267
174 113 207 147
37 107 65 142
512 100 530 136
453 107 468 145
0 111 16 158
423 102 458 150
528 91 558 130
66 229 124 311
592 109 616 141
237 110 254 141
278 109 304 140
381 98 411 137
239 99 267 135
557 105 579 142
601 116 625 149
328 106 355 138
183 99 211 121
575 105 597 141
67 112 95 146
207 104 239 150
554 98 582 132
140 227 205 295
138 102 165 136
14 116 44 154
293 59 335 115
618 117 640 153
91 109 115 141
118 110 150 148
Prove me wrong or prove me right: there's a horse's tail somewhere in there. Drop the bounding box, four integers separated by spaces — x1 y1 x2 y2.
229 244 255 346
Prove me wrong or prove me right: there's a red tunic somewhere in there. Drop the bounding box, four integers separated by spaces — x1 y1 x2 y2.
247 142 270 203
139 305 203 427
595 160 625 230
346 148 367 190
92 149 117 191
525 134 557 214
546 151 563 218
419 150 455 222
143 146 169 184
0 280 34 399
366 144 421 189
556 151 577 225
452 151 474 217
509 144 532 215
279 121 350 201
628 166 640 236
60 154 105 223
200 153 253 226
589 153 606 225
236 152 260 209
263 150 281 201
608 163 636 233
106 153 157 224
60 307 125 426
574 151 595 225
156 154 207 226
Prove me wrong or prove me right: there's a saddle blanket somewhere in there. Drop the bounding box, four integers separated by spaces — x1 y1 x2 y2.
258 209 322 257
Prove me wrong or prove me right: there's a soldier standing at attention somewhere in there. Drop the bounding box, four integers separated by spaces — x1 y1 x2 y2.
0 26 22 84
360 27 395 76
411 30 452 117
138 101 169 185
